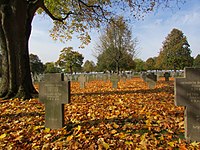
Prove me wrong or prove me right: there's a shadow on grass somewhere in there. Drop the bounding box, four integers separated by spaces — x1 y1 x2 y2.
64 116 148 135
71 85 173 97
63 115 184 141
0 112 44 119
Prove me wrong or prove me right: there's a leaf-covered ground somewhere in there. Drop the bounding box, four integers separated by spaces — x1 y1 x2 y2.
0 77 199 149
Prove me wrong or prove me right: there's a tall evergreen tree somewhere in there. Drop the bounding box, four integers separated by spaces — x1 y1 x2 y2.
156 28 193 71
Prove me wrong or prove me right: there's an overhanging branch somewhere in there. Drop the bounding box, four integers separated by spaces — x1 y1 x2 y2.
39 1 73 22
78 0 109 22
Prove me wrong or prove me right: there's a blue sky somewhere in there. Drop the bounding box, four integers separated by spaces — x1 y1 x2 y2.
29 0 200 63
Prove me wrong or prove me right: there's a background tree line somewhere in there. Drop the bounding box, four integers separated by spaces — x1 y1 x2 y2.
0 0 189 99
3 27 196 76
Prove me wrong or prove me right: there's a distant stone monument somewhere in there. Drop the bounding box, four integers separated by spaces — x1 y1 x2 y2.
120 73 127 82
141 72 147 82
39 73 70 129
78 74 86 89
146 73 157 89
110 74 119 89
175 67 200 142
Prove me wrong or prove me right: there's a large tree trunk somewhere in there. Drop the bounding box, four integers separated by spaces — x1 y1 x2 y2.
0 24 9 97
0 1 38 100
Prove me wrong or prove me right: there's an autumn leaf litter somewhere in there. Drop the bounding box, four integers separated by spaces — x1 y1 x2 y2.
0 77 199 149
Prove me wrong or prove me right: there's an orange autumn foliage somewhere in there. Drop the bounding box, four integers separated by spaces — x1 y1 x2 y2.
0 77 199 149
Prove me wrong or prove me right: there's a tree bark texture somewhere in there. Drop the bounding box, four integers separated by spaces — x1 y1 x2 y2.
0 1 39 100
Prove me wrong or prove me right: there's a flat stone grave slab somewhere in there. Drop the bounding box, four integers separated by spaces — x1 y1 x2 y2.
39 73 70 129
175 67 200 142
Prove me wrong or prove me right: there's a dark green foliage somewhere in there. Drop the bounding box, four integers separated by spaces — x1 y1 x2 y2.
29 54 44 75
56 47 84 74
156 28 193 71
44 62 61 73
135 59 146 72
83 60 96 73
145 57 156 70
193 54 200 67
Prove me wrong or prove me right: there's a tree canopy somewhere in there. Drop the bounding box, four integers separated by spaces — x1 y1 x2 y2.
0 0 185 99
156 28 193 71
44 62 61 73
29 54 44 75
134 58 146 72
193 54 200 68
83 60 96 73
39 0 186 46
56 47 84 74
96 17 137 73
145 57 156 71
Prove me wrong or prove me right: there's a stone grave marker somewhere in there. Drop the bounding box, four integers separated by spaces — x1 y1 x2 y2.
175 67 200 142
141 72 147 82
120 73 127 82
87 74 93 82
102 74 108 82
156 72 162 81
73 75 78 81
78 74 86 88
146 73 157 89
164 72 170 81
127 73 132 80
39 73 70 129
110 74 119 89
68 75 73 81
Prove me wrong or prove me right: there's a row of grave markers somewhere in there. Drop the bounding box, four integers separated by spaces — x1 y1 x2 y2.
38 73 130 129
39 68 200 142
78 72 171 89
33 71 179 83
78 74 120 89
38 72 171 129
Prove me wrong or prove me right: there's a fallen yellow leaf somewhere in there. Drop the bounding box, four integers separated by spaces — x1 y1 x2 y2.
44 128 50 133
67 135 73 142
102 141 110 150
113 122 119 129
0 133 6 139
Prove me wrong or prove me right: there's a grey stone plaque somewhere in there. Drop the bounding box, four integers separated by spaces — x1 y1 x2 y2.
110 74 119 89
78 74 86 89
141 72 147 82
146 73 157 89
175 67 200 142
39 73 70 129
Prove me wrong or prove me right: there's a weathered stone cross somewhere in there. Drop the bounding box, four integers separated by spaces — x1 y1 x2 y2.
39 73 70 129
175 67 200 142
